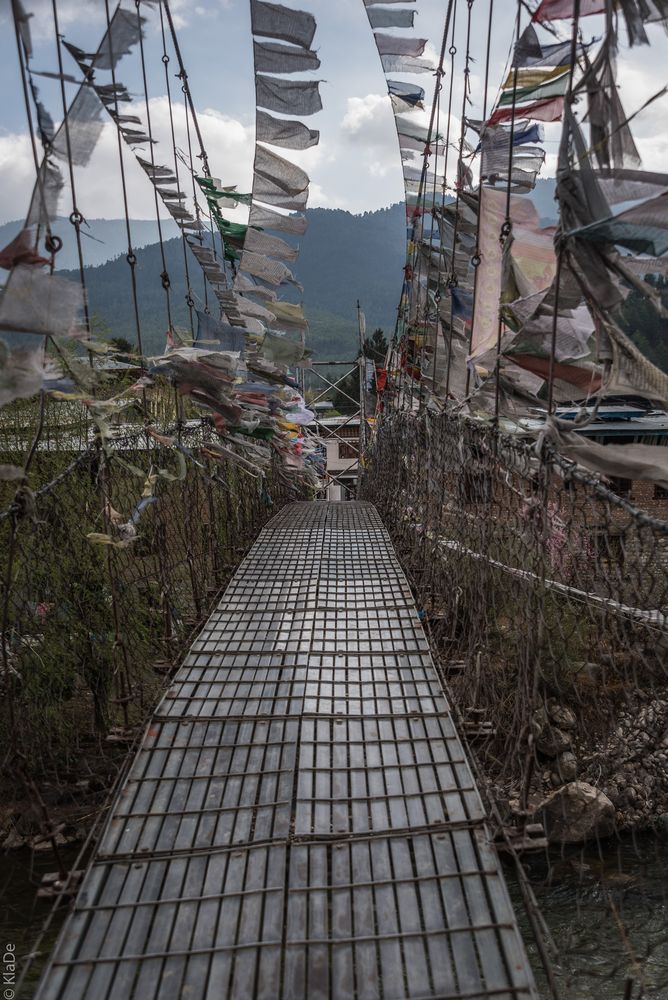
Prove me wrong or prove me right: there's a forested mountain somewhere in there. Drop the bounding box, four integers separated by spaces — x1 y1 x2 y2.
5 180 666 372
56 205 409 359
2 181 561 361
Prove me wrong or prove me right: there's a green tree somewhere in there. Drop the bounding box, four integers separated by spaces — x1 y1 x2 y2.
332 328 388 411
618 274 668 374
109 336 135 355
363 327 389 364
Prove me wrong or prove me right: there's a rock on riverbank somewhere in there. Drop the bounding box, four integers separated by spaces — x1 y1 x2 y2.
526 691 668 842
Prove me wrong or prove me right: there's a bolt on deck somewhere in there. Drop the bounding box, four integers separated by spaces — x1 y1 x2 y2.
36 502 538 1000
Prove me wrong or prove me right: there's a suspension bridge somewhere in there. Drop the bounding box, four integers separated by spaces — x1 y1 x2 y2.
3 0 668 997
34 502 537 1000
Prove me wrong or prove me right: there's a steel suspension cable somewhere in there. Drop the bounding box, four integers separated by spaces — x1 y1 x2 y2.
546 0 582 416
444 0 475 401
180 84 209 312
492 2 522 426
418 2 457 404
11 6 55 256
465 0 495 397
51 0 93 347
103 0 146 369
428 2 468 397
394 0 456 412
163 0 211 178
135 0 174 336
158 0 195 336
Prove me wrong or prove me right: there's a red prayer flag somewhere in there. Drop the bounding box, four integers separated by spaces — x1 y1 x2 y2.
533 0 606 21
508 354 603 393
0 229 49 270
487 96 564 126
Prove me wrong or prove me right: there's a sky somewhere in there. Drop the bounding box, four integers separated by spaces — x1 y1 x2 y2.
0 0 667 228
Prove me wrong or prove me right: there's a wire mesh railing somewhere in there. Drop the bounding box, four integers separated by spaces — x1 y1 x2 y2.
0 420 305 825
361 410 668 827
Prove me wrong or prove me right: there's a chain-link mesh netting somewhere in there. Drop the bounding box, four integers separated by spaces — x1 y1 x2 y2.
361 409 668 998
0 418 304 812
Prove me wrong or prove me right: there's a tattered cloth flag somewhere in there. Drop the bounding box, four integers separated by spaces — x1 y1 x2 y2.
28 80 55 147
388 81 425 109
470 187 555 360
249 204 308 235
239 250 296 286
244 227 299 262
253 144 310 210
367 8 416 28
533 0 606 20
0 266 83 337
234 272 277 300
253 39 320 73
373 34 428 57
195 311 246 353
88 7 145 69
12 0 33 57
256 110 319 150
18 4 145 236
381 54 435 73
567 191 668 256
0 229 50 269
256 75 322 117
250 0 316 48
0 341 50 406
270 300 308 330
451 287 473 326
514 24 579 68
262 330 305 364
546 421 668 490
396 115 443 146
498 69 570 105
488 96 564 126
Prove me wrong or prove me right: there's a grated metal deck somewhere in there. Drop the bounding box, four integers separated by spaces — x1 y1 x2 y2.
36 502 537 1000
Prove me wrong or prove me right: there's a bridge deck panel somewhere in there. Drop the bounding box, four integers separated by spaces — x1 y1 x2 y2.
37 501 536 1000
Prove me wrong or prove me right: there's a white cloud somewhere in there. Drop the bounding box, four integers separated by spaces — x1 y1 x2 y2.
0 93 345 224
341 93 396 151
0 132 39 223
0 0 105 43
307 181 348 210
0 97 256 226
368 158 396 179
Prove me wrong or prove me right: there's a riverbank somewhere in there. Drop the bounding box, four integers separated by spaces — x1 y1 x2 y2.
518 689 668 842
511 833 668 998
0 736 129 853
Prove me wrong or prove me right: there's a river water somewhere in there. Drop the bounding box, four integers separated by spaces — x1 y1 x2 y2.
1 836 667 998
511 834 668 999
0 846 82 1000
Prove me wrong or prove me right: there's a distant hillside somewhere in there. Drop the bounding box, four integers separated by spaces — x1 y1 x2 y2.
0 217 180 271
6 180 666 374
54 205 409 359
297 205 406 334
2 185 559 360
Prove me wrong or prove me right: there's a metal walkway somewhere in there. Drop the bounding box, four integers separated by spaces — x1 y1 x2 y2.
37 502 537 1000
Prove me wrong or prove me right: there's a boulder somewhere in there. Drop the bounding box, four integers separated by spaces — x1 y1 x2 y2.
546 699 577 731
539 781 615 844
536 725 572 757
555 751 578 782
